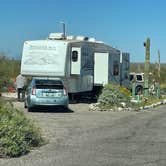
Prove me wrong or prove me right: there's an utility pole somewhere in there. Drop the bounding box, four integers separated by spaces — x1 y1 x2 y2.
143 38 150 97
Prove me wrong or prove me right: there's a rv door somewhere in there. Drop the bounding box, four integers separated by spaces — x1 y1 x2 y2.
94 52 109 85
71 47 81 75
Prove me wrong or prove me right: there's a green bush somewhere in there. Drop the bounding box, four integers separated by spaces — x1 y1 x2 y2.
160 83 166 95
0 102 44 158
0 55 20 92
98 83 131 109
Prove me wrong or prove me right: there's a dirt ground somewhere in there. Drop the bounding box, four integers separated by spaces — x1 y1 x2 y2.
1 93 166 166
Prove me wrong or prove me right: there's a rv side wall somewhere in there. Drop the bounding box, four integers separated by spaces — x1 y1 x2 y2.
108 52 120 84
65 43 94 93
121 53 130 88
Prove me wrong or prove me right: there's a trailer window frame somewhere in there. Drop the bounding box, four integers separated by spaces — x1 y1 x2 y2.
72 50 78 62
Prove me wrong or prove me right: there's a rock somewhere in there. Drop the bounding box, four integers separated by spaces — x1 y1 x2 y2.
118 107 123 111
163 100 166 104
120 102 126 108
139 107 144 110
144 105 151 109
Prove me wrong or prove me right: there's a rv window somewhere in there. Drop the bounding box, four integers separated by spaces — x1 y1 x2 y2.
113 61 119 76
72 51 78 62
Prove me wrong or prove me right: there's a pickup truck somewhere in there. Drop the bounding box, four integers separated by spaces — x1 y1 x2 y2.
129 72 144 95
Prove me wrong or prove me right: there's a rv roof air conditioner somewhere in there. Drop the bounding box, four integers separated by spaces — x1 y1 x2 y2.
66 36 75 40
96 41 104 43
48 33 65 40
88 38 96 42
76 36 89 41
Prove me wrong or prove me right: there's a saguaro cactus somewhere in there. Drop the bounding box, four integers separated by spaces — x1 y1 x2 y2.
144 38 150 97
158 50 160 82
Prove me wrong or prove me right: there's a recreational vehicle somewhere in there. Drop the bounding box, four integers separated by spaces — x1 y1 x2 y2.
21 33 130 98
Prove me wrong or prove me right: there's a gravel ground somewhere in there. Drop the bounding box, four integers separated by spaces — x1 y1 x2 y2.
1 93 166 166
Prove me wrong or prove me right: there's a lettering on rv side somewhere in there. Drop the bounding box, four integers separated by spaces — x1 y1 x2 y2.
24 54 59 65
29 45 56 50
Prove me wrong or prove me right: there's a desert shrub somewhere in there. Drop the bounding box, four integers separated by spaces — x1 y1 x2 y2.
160 83 166 95
0 55 20 92
98 83 131 109
0 102 44 158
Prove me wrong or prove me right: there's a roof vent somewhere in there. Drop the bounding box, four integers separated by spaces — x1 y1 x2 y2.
48 33 65 40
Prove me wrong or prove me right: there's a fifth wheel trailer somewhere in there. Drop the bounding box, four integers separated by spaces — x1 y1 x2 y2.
21 33 130 97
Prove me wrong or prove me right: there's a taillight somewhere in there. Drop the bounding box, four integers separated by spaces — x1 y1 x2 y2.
63 87 68 96
32 86 36 95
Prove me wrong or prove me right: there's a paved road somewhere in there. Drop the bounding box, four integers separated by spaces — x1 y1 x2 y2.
0 100 166 166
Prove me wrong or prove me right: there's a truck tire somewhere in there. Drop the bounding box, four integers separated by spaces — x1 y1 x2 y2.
27 106 34 112
135 86 143 95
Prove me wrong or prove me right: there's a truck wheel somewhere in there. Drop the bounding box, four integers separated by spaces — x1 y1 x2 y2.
135 86 143 95
27 107 33 112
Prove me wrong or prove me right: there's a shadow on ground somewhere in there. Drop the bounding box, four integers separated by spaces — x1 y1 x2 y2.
28 106 74 113
69 96 97 104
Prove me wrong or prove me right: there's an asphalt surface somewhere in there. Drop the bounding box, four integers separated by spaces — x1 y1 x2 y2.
0 96 166 166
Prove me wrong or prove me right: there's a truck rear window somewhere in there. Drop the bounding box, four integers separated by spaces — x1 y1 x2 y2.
35 80 63 89
35 85 63 89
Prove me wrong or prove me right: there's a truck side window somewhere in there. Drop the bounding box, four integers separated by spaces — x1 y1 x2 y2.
136 75 143 81
113 61 119 76
72 51 78 62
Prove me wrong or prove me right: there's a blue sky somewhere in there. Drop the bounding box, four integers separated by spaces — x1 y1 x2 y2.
0 0 166 62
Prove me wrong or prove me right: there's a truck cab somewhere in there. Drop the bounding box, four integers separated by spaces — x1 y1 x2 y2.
130 72 144 95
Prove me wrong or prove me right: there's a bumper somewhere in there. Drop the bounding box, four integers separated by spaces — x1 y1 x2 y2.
28 96 69 108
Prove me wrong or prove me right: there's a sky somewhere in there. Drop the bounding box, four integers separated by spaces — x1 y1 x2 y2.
0 0 166 62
